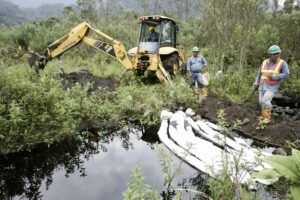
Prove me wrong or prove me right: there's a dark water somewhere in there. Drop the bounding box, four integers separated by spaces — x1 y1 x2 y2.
0 129 198 200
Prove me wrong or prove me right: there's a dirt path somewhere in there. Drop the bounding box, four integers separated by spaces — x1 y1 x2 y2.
197 95 300 147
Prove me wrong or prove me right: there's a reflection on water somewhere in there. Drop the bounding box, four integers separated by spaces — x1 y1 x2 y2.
0 128 197 200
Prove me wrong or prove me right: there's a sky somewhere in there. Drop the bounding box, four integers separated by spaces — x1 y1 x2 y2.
10 0 76 8
9 0 288 9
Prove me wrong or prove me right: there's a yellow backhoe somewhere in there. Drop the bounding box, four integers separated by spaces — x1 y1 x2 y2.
28 15 186 83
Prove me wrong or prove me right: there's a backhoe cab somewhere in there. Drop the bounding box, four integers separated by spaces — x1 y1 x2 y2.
133 16 183 81
28 15 185 84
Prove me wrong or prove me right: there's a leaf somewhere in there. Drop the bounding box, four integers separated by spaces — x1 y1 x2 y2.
252 169 281 180
290 185 300 200
264 156 299 181
291 148 300 166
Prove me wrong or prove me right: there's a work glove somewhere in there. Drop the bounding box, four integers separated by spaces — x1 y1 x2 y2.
271 74 279 80
252 82 259 90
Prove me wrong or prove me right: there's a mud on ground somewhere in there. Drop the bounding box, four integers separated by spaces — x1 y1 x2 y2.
58 70 299 148
59 69 118 92
197 95 300 147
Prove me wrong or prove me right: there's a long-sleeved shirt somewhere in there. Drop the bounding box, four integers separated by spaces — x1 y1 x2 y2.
186 55 208 73
255 58 290 92
148 31 159 42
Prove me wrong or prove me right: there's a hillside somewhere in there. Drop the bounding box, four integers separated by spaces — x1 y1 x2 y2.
10 0 75 8
0 0 66 26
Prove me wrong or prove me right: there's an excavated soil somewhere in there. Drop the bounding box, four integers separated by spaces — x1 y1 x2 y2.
196 95 300 147
59 69 118 92
58 70 300 147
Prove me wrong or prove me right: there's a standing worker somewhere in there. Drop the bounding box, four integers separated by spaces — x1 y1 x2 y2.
253 45 290 124
187 46 208 96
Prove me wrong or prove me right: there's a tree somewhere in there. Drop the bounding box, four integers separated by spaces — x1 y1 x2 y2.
63 6 74 16
174 0 184 19
0 0 27 26
138 0 150 15
284 0 295 13
174 0 191 20
200 0 268 72
271 0 279 13
152 0 163 14
97 0 124 17
76 0 97 20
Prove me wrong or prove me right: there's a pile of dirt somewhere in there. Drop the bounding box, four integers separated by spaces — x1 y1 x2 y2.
59 69 118 92
197 95 300 147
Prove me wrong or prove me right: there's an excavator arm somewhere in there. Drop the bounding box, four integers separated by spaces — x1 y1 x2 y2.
28 22 134 71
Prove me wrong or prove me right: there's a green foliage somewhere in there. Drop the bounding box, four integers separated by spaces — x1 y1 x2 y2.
207 172 235 200
207 109 255 200
0 66 89 153
217 109 229 130
156 144 184 190
256 117 266 131
208 163 257 199
286 139 300 151
0 56 200 154
77 0 97 21
199 2 300 99
0 4 299 199
0 17 79 52
209 67 255 103
112 78 199 126
0 1 299 153
281 63 300 95
253 148 300 199
124 144 213 200
123 166 162 200
248 23 279 66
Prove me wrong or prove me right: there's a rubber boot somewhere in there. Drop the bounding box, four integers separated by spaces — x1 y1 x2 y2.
261 108 266 122
262 108 271 124
200 88 208 97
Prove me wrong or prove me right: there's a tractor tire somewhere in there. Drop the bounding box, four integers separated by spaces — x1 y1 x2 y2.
161 53 179 77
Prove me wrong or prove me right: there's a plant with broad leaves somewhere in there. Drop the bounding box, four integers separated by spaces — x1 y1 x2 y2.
253 148 300 199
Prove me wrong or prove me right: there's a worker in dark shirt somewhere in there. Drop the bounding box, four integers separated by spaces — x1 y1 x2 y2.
148 26 159 42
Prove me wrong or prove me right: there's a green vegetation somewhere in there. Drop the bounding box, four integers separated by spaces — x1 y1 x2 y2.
0 1 299 200
253 148 300 200
124 141 257 200
0 0 299 190
0 61 198 154
123 166 162 200
123 145 202 200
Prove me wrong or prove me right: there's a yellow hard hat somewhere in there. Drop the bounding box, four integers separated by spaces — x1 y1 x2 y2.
148 26 155 31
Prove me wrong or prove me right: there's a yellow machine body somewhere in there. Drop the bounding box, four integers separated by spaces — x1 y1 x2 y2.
29 16 186 83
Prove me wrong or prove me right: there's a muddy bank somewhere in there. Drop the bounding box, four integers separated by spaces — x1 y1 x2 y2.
59 69 118 92
58 70 299 147
197 95 300 147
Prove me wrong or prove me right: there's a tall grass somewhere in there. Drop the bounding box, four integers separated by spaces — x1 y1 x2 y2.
0 57 199 154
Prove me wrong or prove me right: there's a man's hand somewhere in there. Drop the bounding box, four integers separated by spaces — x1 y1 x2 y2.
271 74 279 80
252 82 259 90
187 71 192 78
